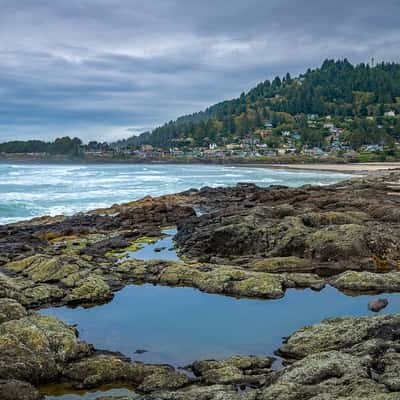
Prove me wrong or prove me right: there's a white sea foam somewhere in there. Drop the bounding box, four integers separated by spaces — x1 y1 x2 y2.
0 163 349 224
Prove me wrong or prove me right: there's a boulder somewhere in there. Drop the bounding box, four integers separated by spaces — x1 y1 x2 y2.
0 314 92 384
0 380 43 400
0 298 27 323
277 314 400 361
190 355 274 386
64 274 112 304
331 271 400 293
368 298 389 312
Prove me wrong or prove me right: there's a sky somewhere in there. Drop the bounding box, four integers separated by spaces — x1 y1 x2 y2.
0 0 400 143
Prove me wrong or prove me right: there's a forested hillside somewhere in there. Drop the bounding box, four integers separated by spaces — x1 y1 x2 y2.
117 59 400 149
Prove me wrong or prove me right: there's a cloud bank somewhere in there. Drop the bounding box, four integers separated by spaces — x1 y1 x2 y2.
0 0 399 142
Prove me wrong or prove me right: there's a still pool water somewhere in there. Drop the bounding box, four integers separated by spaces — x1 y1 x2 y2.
42 387 137 400
117 228 181 263
0 163 350 224
41 284 400 367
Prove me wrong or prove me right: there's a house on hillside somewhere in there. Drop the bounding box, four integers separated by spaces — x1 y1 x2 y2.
141 145 154 152
260 129 272 138
385 110 396 117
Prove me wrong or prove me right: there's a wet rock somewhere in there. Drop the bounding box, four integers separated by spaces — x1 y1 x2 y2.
64 355 144 389
63 273 112 304
274 351 369 385
0 298 27 323
5 254 82 283
0 314 92 384
154 247 166 252
190 355 274 386
258 351 391 400
376 350 400 391
0 272 27 303
282 273 326 291
123 260 286 299
23 283 65 306
368 298 389 312
137 366 190 393
64 355 190 393
141 384 257 400
301 211 369 228
248 257 311 273
330 271 400 293
277 314 400 361
0 379 43 400
304 224 370 261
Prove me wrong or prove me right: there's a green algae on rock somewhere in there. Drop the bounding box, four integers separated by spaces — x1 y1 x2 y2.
1 172 400 398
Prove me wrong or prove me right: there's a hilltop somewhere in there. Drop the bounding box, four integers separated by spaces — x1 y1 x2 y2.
2 59 400 164
114 59 400 160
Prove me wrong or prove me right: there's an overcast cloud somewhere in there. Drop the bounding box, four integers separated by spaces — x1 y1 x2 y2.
0 0 399 142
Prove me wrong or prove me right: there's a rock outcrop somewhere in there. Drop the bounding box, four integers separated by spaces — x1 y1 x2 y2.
1 171 400 398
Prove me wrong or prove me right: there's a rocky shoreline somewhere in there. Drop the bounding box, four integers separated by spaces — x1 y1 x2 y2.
1 171 400 399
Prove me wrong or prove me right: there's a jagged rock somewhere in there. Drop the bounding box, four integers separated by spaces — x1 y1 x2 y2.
0 314 92 384
0 298 27 323
1 171 400 398
331 271 400 293
23 283 65 305
248 257 311 273
0 379 43 400
63 355 190 393
376 350 400 391
258 351 390 399
277 314 400 360
190 355 274 386
122 260 286 299
303 224 370 261
137 366 190 393
5 254 82 282
0 272 26 303
274 351 369 385
141 384 257 400
63 274 112 304
282 273 326 291
301 211 370 227
63 355 145 389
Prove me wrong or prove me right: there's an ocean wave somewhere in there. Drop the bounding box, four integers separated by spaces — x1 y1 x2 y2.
0 164 348 223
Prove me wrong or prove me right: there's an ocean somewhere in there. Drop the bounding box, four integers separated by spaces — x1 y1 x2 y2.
0 163 349 224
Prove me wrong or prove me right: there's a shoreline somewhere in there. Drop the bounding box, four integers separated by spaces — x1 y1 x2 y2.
2 157 400 174
251 162 400 174
2 170 400 399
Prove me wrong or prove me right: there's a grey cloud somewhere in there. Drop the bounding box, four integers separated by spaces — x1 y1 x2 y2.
0 0 399 142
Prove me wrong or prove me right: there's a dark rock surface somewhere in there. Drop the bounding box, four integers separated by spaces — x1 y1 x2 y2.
369 298 389 312
1 171 400 398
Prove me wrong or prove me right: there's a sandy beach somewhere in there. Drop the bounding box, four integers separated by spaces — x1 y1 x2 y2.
262 162 400 174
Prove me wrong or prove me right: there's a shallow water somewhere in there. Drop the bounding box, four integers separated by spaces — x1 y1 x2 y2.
117 228 181 262
41 284 400 367
41 232 400 399
42 387 137 400
0 163 349 224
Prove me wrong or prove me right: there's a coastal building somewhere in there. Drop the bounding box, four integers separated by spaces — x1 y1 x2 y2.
260 129 272 138
141 144 154 152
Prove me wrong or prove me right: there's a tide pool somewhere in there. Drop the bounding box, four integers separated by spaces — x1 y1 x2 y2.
41 284 400 367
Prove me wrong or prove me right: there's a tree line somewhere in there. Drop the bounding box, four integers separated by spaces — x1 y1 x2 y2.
118 59 400 149
0 137 111 155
